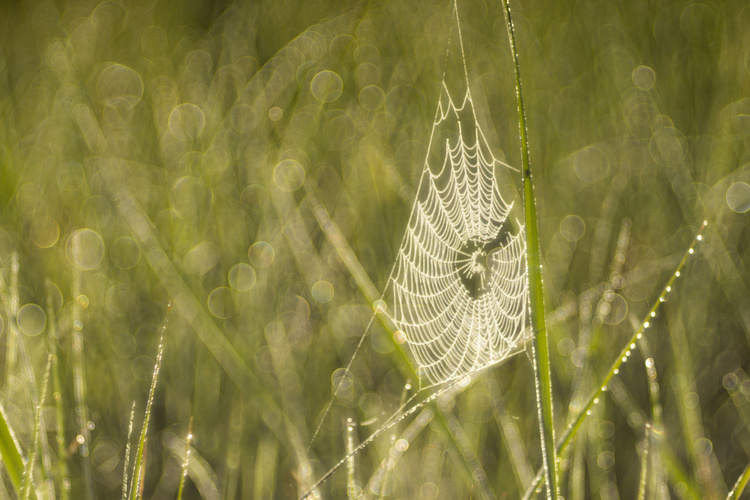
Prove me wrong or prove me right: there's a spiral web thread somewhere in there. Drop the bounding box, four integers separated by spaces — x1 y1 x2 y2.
384 3 529 389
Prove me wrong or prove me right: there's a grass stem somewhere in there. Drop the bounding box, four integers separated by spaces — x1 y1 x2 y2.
499 0 558 497
129 302 171 500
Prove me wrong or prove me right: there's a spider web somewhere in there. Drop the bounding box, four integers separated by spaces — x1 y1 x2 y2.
305 0 530 482
382 4 529 388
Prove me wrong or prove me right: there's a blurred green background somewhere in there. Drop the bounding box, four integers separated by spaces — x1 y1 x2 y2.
1 0 749 498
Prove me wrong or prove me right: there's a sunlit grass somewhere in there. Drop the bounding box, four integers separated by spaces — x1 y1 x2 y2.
0 0 748 498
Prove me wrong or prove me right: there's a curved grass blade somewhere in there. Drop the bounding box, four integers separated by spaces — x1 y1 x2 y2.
522 221 708 499
499 0 558 497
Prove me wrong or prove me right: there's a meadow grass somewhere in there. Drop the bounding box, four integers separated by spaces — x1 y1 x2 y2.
0 0 748 499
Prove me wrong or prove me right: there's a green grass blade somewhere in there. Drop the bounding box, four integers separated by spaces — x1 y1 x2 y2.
637 424 651 500
176 417 194 500
499 0 557 497
121 401 136 500
20 355 51 500
46 280 70 500
728 462 750 500
0 403 24 496
129 303 171 500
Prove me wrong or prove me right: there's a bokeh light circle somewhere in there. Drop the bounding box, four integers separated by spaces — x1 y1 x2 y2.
632 65 656 90
249 241 274 268
311 70 343 103
228 263 257 291
17 304 46 336
110 237 141 269
560 215 586 242
97 63 144 106
66 229 105 270
311 280 334 303
273 159 305 192
574 146 610 183
359 85 385 111
30 216 60 248
208 287 236 319
169 103 206 141
727 182 750 213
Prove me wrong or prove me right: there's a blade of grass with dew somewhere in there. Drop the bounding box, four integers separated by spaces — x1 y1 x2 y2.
20 355 51 500
637 424 651 500
728 462 750 500
638 333 669 498
121 401 136 500
128 303 170 500
346 416 356 500
70 258 96 500
522 221 709 498
0 255 23 497
177 417 194 500
500 0 557 497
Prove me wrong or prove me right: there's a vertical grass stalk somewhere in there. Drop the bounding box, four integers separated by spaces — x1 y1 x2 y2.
122 401 136 500
20 355 52 500
129 303 171 500
176 416 193 500
500 0 558 497
637 424 651 500
46 280 70 500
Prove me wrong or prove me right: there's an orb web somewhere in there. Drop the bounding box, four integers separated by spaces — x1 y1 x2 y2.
383 7 529 388
303 3 531 492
